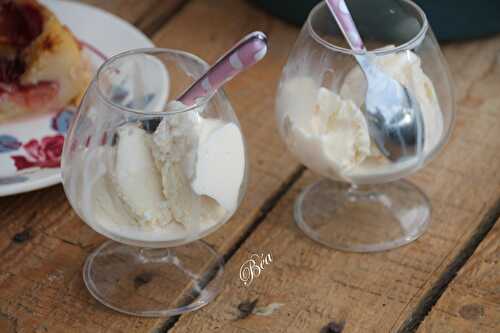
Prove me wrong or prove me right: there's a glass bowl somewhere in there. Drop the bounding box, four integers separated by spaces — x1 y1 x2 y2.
62 49 248 316
275 0 454 252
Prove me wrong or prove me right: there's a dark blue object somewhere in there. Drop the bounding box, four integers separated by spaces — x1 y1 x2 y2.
253 0 500 41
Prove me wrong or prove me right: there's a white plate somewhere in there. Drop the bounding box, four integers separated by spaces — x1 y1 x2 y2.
0 0 154 197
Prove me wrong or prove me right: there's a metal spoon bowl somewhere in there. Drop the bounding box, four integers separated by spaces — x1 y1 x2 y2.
357 54 424 160
326 0 424 162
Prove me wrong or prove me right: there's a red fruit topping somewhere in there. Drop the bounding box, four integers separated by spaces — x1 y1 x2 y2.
0 56 25 83
0 0 43 47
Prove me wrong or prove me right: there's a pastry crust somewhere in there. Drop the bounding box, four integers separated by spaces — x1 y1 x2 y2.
0 0 90 122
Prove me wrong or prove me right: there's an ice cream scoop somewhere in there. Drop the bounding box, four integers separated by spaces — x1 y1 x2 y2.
325 0 424 162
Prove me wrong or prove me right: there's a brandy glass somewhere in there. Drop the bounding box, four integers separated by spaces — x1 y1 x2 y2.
62 49 248 316
276 0 454 252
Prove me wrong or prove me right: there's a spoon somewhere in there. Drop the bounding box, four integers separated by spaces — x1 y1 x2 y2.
325 0 424 162
178 31 268 106
140 31 268 133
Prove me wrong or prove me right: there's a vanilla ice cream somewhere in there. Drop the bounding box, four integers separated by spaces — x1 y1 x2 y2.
112 125 170 227
66 102 245 245
277 50 443 183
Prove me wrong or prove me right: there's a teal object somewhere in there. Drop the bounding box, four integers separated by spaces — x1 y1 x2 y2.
254 0 500 41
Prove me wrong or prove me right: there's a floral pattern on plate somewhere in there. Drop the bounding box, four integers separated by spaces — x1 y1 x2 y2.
2 109 75 172
11 134 65 170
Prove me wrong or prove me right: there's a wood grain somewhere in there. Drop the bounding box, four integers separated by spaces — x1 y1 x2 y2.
1 0 499 332
417 217 500 333
77 0 187 36
167 33 500 332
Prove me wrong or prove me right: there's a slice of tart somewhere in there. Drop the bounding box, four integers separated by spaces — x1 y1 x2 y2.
0 0 90 122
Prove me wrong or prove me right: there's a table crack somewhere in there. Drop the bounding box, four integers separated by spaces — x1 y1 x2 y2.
396 197 500 332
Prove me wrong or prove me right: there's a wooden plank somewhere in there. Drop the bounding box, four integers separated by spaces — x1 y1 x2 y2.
417 217 500 333
77 0 160 30
134 0 188 37
0 0 302 332
167 35 500 332
77 0 187 36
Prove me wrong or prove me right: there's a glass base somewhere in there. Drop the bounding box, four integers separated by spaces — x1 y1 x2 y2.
83 240 223 317
294 179 431 252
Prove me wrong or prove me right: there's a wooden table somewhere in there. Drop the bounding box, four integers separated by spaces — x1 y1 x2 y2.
1 1 499 332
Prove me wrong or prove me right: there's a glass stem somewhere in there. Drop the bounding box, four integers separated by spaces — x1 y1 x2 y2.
138 248 174 263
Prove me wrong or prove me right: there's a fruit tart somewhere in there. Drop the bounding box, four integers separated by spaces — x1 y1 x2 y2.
0 0 90 122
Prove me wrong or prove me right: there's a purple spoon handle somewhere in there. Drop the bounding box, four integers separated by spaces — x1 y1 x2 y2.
325 0 365 51
178 31 268 106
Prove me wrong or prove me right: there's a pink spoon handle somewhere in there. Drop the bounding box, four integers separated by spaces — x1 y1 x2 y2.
325 0 365 51
178 31 268 106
